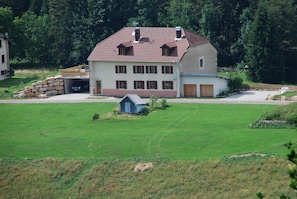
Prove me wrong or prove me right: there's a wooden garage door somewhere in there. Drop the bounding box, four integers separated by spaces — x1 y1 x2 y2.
200 84 213 97
184 84 197 97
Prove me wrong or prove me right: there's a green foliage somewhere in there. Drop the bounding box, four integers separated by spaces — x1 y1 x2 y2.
200 1 249 67
256 192 265 199
149 95 169 111
228 73 243 92
250 102 297 128
0 6 13 32
140 107 149 116
245 0 297 84
161 98 169 109
112 107 119 115
92 113 99 121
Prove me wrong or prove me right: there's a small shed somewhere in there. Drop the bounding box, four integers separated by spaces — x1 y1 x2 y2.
119 94 146 114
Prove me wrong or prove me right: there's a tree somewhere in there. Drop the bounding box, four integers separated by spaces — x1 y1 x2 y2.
245 0 297 84
13 11 50 63
48 0 72 66
0 0 30 17
69 0 91 65
200 0 249 67
0 6 13 33
0 6 26 59
127 0 161 27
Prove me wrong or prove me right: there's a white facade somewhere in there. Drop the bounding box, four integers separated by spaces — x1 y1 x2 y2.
89 61 180 97
0 34 10 81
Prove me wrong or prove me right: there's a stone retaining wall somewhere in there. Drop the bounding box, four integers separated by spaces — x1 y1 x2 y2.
13 75 64 98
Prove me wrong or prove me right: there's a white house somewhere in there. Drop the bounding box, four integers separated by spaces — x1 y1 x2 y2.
0 33 10 81
87 27 229 98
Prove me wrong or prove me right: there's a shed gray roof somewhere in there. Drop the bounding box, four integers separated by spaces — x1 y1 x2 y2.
120 94 146 105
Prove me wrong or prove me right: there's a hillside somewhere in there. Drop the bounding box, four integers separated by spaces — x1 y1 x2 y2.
0 158 295 198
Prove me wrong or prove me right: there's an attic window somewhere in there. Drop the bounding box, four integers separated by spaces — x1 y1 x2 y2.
117 42 133 55
162 47 170 56
160 42 176 56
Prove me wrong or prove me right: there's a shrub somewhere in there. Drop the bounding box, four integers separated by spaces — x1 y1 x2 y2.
250 102 297 128
92 113 99 121
228 73 243 92
161 99 169 109
140 107 149 116
112 107 119 115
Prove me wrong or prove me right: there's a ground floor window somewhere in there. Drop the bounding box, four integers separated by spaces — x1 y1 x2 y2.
134 81 145 89
116 80 127 89
1 70 7 76
147 81 158 89
162 81 173 89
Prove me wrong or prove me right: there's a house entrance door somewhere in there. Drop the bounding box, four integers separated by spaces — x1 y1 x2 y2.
96 81 101 94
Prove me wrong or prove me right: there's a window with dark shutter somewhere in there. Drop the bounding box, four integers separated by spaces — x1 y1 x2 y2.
134 81 145 89
116 81 127 89
116 65 127 73
147 81 158 89
162 81 173 89
162 66 173 74
146 66 157 74
133 66 144 74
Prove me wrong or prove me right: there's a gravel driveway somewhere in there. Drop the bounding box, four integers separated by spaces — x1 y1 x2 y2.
221 91 280 101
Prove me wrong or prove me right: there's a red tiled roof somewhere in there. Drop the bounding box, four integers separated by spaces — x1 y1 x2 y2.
160 41 177 49
88 27 209 63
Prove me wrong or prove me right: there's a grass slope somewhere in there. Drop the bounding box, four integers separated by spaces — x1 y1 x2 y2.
0 158 295 198
0 103 295 160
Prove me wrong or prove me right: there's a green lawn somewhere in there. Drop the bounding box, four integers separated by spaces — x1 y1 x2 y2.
1 103 295 161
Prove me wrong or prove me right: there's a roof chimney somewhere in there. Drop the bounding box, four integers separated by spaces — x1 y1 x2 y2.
176 26 181 39
135 28 140 42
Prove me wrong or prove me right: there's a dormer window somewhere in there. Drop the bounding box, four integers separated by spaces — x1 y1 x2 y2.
117 42 133 55
160 42 176 56
119 47 126 55
162 47 170 56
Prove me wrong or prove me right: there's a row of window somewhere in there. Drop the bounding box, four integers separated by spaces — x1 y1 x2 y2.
116 80 174 90
115 65 173 74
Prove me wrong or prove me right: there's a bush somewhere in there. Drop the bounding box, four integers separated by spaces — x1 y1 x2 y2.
228 73 243 92
92 113 99 121
112 107 119 115
140 107 149 116
161 99 169 109
250 102 297 128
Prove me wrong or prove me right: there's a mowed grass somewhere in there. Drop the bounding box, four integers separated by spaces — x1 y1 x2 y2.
1 103 297 198
0 103 295 160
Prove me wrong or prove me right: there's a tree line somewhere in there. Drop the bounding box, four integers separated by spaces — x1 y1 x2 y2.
1 0 297 84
